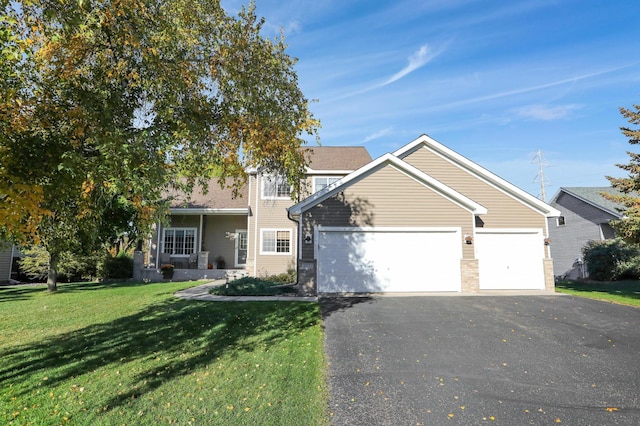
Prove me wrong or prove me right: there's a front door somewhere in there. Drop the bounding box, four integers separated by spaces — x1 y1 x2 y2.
235 230 248 267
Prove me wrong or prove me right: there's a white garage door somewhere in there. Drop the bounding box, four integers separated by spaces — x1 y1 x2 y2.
475 229 545 290
317 227 461 293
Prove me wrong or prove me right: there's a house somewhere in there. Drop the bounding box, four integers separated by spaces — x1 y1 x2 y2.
140 146 372 281
547 187 624 279
288 134 561 294
0 243 15 284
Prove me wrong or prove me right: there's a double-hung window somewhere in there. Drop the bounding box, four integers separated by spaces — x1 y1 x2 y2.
262 175 292 199
162 228 196 256
313 176 341 193
261 229 291 255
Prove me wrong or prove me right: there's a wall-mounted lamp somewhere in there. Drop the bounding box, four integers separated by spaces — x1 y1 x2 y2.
464 234 473 245
544 238 551 246
225 232 237 240
304 233 313 244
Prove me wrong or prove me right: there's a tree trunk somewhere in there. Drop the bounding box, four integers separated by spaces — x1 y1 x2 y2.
47 251 59 292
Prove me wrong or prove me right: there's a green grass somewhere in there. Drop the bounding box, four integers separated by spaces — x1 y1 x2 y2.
0 281 328 425
210 277 298 296
555 279 640 307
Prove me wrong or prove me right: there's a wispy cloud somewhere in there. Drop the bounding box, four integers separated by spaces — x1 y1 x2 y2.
442 64 634 110
363 127 393 143
514 104 582 121
383 44 438 86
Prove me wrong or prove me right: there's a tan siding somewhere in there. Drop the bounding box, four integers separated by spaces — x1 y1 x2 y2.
302 164 475 260
203 215 246 268
402 147 546 229
249 174 297 276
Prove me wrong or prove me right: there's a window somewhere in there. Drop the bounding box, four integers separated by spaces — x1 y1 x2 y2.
162 228 196 256
262 175 292 199
557 216 566 226
261 229 292 254
314 176 341 192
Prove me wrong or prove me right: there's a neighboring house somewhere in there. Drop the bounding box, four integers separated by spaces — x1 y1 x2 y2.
547 187 624 279
143 146 372 280
0 243 15 283
288 134 561 294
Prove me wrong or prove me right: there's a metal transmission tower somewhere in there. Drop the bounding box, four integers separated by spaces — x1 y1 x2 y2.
532 150 551 202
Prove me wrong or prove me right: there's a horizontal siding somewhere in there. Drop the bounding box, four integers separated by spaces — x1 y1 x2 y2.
0 245 12 282
203 215 247 268
402 147 546 229
248 174 297 275
302 164 475 260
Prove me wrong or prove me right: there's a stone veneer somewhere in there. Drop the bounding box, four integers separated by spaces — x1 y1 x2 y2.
460 259 480 293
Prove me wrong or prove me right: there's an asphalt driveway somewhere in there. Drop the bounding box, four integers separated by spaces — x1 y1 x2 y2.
321 295 640 425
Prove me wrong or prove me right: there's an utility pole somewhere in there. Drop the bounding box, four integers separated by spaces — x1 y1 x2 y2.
532 150 550 202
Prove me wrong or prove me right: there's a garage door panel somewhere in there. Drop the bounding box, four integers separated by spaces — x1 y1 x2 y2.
318 229 461 293
476 231 545 290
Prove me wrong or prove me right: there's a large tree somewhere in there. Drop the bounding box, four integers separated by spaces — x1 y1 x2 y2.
606 103 640 243
0 0 319 291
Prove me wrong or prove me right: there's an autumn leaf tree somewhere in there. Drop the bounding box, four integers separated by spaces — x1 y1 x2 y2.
606 103 640 243
0 0 319 291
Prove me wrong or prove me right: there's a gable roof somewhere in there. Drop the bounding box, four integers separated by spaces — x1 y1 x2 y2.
167 180 248 213
394 134 561 217
304 146 372 172
552 187 625 218
288 153 488 216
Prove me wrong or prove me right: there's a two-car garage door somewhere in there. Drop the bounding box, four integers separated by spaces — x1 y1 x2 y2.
316 227 546 293
317 227 462 293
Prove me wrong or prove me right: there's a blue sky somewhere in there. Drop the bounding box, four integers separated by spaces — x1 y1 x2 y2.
224 0 640 199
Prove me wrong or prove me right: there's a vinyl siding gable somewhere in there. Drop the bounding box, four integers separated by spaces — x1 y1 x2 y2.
401 146 546 229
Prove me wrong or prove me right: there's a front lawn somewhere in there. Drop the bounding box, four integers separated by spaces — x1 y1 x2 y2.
555 279 640 307
0 281 327 425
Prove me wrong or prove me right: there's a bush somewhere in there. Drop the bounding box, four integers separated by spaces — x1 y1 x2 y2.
262 268 297 284
98 252 134 280
582 239 640 281
18 247 99 282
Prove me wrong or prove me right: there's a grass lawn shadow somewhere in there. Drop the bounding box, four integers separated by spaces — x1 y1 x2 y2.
0 296 319 412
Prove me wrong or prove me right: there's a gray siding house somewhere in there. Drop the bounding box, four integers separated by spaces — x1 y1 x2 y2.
547 187 624 279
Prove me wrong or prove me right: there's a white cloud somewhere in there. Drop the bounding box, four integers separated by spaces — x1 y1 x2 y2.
383 44 438 86
363 127 393 143
514 104 582 121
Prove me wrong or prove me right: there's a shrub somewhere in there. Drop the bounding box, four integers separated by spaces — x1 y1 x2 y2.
18 247 99 282
98 252 134 280
582 239 640 281
263 268 297 284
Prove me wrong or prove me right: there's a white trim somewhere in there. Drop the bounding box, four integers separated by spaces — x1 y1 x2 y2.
161 227 198 257
259 228 293 255
312 175 342 193
235 229 248 267
198 215 203 253
252 175 259 275
289 153 487 216
476 228 543 235
261 174 292 200
306 168 354 175
393 134 561 218
318 226 462 233
169 208 248 215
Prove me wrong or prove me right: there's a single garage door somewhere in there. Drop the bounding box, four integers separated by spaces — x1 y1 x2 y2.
475 229 545 290
317 227 462 293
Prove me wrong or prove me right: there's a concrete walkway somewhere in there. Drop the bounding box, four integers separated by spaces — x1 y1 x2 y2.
174 280 318 302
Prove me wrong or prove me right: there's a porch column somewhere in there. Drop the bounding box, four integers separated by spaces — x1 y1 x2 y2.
198 214 204 252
